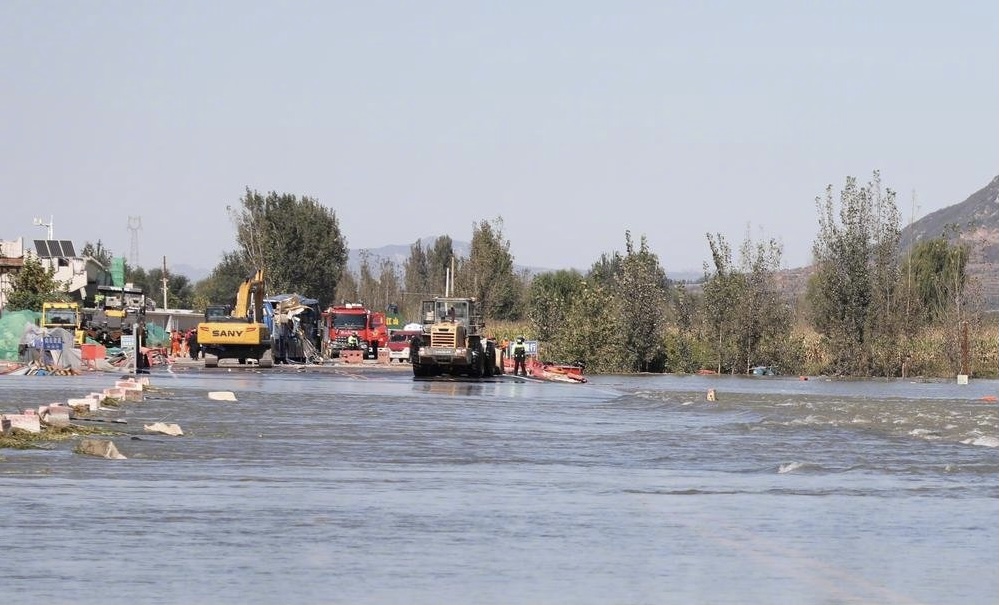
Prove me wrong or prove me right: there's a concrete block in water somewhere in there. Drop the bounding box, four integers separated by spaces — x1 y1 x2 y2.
110 380 145 401
143 422 183 436
67 396 100 411
121 386 144 402
42 406 71 428
77 439 126 459
3 413 41 433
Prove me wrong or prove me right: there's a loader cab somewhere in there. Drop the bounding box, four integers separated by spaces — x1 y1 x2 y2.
423 299 470 325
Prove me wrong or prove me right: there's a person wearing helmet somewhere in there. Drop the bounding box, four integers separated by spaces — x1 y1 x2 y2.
512 336 527 377
347 330 360 350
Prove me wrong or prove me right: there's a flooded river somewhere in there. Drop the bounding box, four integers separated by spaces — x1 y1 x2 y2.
2 367 997 605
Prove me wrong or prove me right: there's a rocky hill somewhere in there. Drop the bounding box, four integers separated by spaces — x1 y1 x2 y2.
900 175 999 309
772 175 999 309
901 175 999 265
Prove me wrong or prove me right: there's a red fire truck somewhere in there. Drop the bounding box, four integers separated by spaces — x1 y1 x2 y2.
322 303 388 359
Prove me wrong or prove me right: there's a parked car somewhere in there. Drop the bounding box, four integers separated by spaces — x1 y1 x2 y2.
387 329 423 363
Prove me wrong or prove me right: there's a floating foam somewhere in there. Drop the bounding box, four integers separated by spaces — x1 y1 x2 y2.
963 436 998 448
778 461 805 474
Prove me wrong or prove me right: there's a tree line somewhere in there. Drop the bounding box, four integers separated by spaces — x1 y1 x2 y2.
5 174 993 377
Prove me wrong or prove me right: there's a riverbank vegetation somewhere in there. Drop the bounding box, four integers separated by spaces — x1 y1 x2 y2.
7 173 995 378
386 172 994 378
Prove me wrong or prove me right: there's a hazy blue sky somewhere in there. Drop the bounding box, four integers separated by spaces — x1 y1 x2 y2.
3 1 997 275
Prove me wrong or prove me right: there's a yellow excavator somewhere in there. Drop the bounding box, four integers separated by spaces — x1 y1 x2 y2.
197 269 273 368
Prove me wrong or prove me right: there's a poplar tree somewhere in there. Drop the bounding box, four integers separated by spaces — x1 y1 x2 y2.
402 239 430 319
806 171 902 375
616 232 670 372
229 188 348 308
425 236 454 297
528 269 584 341
555 279 625 372
702 233 744 373
194 251 250 311
356 251 380 308
456 218 522 320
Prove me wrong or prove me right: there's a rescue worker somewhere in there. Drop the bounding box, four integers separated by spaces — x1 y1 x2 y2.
187 328 199 360
512 336 528 377
346 330 360 350
135 321 149 374
170 330 181 358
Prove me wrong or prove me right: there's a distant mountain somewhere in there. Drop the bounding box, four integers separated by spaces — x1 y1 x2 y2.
172 262 211 283
348 237 471 275
350 238 706 284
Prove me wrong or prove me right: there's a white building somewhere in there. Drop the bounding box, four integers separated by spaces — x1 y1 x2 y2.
0 238 25 311
0 236 113 312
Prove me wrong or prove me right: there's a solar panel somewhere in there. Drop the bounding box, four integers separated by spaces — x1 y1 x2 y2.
34 240 77 258
34 240 51 258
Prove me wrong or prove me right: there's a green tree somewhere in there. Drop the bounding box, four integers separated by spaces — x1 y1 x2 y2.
553 279 625 372
588 251 622 288
806 171 902 375
376 258 402 316
80 240 114 268
900 234 977 373
456 218 522 320
356 251 380 308
126 266 152 297
426 236 454 296
528 269 584 341
334 270 359 305
3 256 70 311
702 229 798 375
193 252 250 311
144 268 196 310
702 233 744 373
349 252 403 314
664 282 706 373
403 239 430 319
615 232 670 372
734 232 795 373
901 236 969 325
229 188 348 307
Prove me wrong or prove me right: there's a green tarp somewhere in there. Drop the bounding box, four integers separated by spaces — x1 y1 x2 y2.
0 310 40 361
